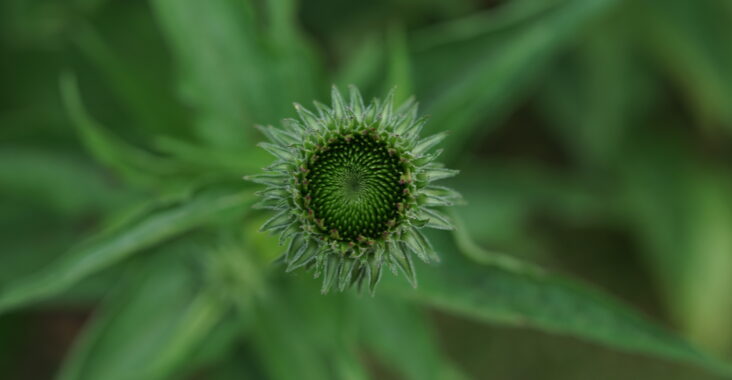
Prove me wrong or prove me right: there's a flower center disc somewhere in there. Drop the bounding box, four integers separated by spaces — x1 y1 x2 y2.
304 134 407 242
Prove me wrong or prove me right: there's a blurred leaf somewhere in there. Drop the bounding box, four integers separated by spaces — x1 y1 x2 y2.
200 355 265 380
383 231 732 377
412 0 619 160
537 18 640 165
620 130 732 353
59 246 225 380
251 280 368 380
150 0 321 148
683 174 732 352
0 147 125 216
153 136 270 177
635 0 732 132
357 297 468 380
334 33 385 94
412 1 561 51
60 73 187 189
385 23 413 104
0 0 90 48
450 209 542 274
72 24 187 136
0 148 130 288
0 185 255 314
452 163 606 254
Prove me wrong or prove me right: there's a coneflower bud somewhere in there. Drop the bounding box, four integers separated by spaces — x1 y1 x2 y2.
246 86 461 294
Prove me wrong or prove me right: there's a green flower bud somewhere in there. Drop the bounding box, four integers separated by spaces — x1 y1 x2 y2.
247 86 460 294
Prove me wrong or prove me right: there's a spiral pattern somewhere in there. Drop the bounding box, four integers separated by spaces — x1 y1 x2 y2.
250 86 459 293
304 134 407 241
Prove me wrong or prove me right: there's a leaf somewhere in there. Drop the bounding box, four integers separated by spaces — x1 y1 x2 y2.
410 1 561 51
334 33 385 93
0 148 126 217
412 0 620 161
58 246 226 380
384 23 413 105
251 280 369 380
620 130 732 352
72 24 187 136
0 186 255 315
634 0 732 131
150 0 320 148
153 136 270 176
536 20 638 165
382 230 732 377
0 148 131 288
59 73 186 188
356 297 469 380
450 163 606 251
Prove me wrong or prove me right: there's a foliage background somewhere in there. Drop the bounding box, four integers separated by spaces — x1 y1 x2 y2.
2 0 732 379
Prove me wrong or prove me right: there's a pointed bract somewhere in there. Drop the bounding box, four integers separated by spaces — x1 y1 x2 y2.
330 85 348 119
348 85 365 118
379 88 396 122
414 132 448 156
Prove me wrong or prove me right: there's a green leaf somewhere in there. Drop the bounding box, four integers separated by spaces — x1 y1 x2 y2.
0 186 255 315
382 230 732 377
150 0 320 148
59 73 186 188
384 23 413 105
451 163 607 255
153 136 270 177
0 149 132 289
72 24 187 137
536 20 638 165
634 0 732 131
620 130 732 353
250 280 368 380
334 33 385 94
356 297 468 380
58 246 226 380
0 148 126 217
412 0 620 160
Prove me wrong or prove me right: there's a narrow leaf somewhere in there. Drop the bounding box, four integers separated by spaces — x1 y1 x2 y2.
382 231 732 377
0 187 254 314
60 73 184 188
58 249 225 380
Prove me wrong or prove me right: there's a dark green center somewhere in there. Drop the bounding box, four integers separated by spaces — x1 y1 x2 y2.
304 134 407 242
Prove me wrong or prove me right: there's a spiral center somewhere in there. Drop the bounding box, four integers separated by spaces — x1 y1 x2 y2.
303 134 407 242
339 167 363 198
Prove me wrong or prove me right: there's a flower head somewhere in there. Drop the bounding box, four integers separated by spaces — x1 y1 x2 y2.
247 86 460 294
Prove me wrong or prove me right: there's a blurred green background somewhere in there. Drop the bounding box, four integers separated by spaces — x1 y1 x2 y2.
2 0 732 379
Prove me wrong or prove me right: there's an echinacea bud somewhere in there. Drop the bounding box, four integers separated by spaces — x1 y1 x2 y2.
246 86 460 294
